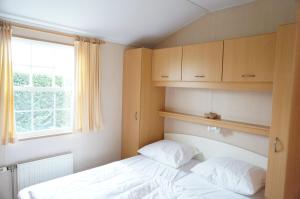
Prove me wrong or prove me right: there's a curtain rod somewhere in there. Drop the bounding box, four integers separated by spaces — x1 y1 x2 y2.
6 20 105 44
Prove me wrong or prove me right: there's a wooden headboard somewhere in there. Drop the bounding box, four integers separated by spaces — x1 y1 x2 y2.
165 133 268 169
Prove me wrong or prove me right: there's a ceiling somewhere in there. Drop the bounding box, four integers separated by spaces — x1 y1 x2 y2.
0 0 255 46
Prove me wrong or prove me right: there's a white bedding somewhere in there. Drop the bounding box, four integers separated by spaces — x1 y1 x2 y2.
172 173 265 199
18 155 264 199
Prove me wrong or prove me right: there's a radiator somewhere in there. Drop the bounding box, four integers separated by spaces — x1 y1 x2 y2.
17 153 74 191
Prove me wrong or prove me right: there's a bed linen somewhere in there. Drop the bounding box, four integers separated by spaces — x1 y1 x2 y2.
172 173 265 199
18 155 265 199
18 155 198 199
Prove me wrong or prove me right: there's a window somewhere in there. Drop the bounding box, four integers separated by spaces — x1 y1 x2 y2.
11 37 74 139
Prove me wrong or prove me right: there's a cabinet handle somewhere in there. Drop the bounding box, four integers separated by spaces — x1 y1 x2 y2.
135 112 138 120
274 137 282 153
161 75 169 78
195 75 205 78
241 74 256 78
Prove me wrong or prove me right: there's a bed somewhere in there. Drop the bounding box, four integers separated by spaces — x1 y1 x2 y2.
19 133 267 199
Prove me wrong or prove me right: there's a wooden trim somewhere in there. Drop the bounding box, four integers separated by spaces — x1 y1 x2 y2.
12 34 74 46
153 81 273 91
159 110 270 137
11 22 78 38
3 20 105 44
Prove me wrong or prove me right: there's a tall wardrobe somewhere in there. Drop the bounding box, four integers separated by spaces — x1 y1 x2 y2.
121 48 165 159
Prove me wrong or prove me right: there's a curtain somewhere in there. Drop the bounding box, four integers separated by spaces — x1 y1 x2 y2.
0 21 15 144
74 39 103 132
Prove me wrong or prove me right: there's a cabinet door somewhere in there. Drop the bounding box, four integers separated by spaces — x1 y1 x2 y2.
182 41 223 81
223 33 276 82
122 49 141 159
265 25 296 199
152 47 182 81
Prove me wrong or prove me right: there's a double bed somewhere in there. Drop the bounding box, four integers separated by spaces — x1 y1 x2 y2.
19 133 267 199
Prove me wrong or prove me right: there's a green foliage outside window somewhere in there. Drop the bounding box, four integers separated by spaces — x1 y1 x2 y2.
56 110 70 127
55 76 63 87
14 91 31 110
56 92 70 108
33 92 54 110
15 112 32 133
33 74 52 87
33 111 54 130
13 73 29 86
13 72 71 132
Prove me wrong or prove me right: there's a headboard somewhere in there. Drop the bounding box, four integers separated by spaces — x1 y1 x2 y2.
164 133 268 169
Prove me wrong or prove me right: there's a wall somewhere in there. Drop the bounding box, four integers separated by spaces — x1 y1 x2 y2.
158 0 297 156
158 0 297 48
0 28 126 199
165 88 272 156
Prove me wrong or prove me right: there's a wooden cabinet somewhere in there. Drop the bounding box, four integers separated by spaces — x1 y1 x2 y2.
182 41 223 82
122 48 165 159
152 47 182 81
223 33 276 82
265 24 296 199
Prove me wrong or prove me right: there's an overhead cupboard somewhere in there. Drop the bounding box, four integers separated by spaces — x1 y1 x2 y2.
122 31 278 157
152 32 276 90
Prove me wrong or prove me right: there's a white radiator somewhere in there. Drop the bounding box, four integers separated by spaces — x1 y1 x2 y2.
17 153 74 190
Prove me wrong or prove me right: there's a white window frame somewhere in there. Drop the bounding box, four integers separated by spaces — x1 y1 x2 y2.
12 36 75 140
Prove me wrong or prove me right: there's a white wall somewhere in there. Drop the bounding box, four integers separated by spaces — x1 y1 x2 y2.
0 37 126 199
158 0 297 48
165 88 272 156
158 0 297 156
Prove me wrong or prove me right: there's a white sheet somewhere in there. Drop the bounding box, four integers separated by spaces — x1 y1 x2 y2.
18 155 198 199
18 155 264 199
172 173 265 199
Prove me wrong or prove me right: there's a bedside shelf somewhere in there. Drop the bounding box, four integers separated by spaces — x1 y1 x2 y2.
153 81 273 92
159 110 270 137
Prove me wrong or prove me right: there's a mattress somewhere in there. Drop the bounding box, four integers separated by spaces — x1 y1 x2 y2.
18 155 265 199
18 155 199 199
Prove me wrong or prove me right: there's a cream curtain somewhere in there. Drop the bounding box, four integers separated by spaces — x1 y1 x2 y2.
74 39 103 132
0 22 15 144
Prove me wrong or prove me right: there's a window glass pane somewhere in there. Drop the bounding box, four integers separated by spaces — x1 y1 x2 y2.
12 37 74 136
32 43 54 67
33 111 54 130
14 91 31 110
54 46 74 69
11 38 31 65
55 76 63 87
33 92 54 110
32 74 52 87
15 112 32 133
13 72 30 86
56 91 71 109
56 110 71 128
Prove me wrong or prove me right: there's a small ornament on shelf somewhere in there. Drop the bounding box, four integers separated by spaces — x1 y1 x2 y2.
204 112 221 120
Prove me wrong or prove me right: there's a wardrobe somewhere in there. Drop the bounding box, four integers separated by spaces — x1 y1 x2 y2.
121 48 165 159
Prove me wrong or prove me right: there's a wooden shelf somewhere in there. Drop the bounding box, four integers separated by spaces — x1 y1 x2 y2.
159 110 270 137
153 81 273 91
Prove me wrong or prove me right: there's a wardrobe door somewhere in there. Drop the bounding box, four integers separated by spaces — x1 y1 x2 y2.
223 33 276 82
121 49 142 159
182 41 223 82
152 47 182 81
266 24 296 199
139 49 165 147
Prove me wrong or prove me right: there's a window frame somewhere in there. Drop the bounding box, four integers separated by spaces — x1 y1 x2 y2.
11 36 75 140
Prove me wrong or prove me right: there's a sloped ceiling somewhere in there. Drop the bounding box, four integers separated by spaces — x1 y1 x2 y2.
0 0 255 46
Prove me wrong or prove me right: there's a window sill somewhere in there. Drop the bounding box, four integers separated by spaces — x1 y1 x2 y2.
17 130 73 141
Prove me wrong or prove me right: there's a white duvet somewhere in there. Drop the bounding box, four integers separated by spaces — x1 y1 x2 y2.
18 155 264 199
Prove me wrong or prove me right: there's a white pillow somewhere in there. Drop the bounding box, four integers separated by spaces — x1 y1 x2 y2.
138 140 199 168
190 157 266 195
